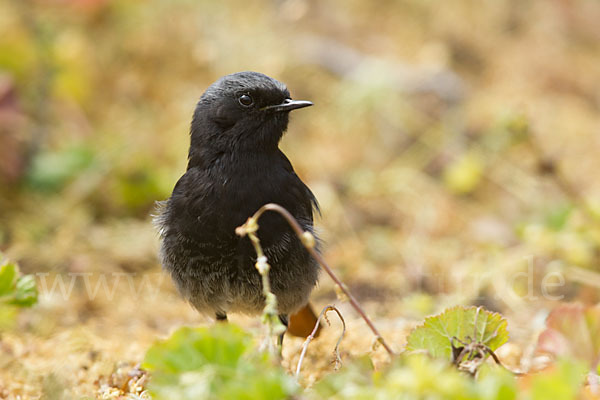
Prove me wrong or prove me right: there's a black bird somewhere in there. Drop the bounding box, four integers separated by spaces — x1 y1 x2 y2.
154 71 320 336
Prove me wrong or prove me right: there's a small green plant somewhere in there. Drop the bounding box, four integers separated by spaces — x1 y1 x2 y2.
525 358 587 400
309 348 587 400
139 304 596 399
142 324 299 400
406 307 508 363
309 353 518 400
0 253 38 329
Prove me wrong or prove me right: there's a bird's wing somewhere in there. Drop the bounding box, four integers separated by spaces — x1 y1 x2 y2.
277 150 320 219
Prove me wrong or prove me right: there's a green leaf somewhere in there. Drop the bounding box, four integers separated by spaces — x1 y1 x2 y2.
0 255 38 329
528 358 586 400
310 353 517 400
406 306 509 360
0 306 17 331
383 354 472 398
143 324 298 400
0 256 38 306
11 275 38 307
0 261 17 297
218 364 299 400
310 356 374 399
143 324 250 373
476 364 518 400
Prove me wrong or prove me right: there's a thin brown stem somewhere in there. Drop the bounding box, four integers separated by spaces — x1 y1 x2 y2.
295 305 346 378
248 203 395 356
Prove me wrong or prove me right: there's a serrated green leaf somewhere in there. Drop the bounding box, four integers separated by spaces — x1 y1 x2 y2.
406 306 509 360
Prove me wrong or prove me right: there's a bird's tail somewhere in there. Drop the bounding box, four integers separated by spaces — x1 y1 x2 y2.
287 303 322 338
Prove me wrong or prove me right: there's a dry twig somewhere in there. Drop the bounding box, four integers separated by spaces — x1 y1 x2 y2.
235 216 286 351
238 203 395 356
295 305 346 378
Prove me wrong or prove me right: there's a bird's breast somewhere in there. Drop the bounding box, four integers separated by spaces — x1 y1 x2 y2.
188 159 286 226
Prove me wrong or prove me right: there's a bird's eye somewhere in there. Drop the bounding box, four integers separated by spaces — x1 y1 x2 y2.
238 94 253 107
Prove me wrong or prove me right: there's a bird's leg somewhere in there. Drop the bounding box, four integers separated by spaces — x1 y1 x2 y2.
216 312 228 322
278 314 289 348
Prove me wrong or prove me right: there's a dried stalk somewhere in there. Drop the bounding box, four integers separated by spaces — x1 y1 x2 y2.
240 203 395 356
295 305 346 378
235 217 285 347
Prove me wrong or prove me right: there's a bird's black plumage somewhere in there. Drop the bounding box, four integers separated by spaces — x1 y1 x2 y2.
154 71 319 323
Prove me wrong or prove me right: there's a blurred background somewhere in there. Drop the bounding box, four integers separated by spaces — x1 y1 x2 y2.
1 0 600 396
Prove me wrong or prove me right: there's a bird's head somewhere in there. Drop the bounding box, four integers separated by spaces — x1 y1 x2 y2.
188 71 312 164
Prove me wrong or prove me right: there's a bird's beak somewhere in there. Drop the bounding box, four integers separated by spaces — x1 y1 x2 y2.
262 98 313 113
